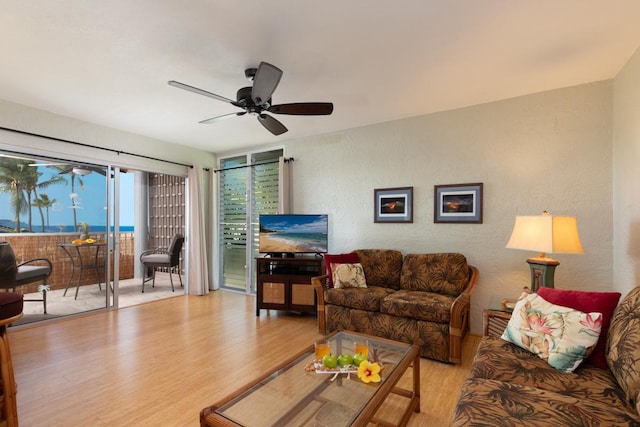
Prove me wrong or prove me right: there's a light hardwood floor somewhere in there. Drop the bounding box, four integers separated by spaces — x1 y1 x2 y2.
8 291 479 426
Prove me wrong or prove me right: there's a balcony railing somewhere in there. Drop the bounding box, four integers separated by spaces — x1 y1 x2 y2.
0 233 135 294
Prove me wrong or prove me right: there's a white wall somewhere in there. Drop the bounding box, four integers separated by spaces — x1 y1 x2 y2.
613 46 640 296
284 81 614 334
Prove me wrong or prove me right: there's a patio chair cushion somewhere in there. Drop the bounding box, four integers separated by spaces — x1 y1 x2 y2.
15 265 51 284
140 253 171 265
0 293 23 320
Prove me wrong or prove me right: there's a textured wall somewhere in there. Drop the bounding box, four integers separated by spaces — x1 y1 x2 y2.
613 46 640 295
285 81 613 335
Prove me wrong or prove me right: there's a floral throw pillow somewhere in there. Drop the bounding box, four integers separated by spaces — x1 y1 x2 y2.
501 293 602 373
331 263 367 289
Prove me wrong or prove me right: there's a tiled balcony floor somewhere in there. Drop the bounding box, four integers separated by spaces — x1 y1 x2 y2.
14 272 183 326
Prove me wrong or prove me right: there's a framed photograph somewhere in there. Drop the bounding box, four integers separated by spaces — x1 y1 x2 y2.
374 187 413 223
434 183 483 224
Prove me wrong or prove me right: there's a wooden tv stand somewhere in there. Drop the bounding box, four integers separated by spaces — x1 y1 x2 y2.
255 256 324 316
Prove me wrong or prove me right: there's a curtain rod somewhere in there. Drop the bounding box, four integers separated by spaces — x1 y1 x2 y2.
0 125 194 168
214 157 294 173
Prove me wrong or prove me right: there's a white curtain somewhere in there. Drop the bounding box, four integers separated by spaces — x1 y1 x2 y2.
187 165 210 295
278 157 291 214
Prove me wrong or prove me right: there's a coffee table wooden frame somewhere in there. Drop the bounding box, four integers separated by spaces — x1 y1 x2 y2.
200 331 420 427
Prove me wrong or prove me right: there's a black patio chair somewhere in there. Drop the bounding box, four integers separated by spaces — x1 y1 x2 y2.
140 234 184 293
0 241 52 314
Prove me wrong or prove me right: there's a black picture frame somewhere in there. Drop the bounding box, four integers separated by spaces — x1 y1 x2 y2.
434 183 483 224
374 187 413 223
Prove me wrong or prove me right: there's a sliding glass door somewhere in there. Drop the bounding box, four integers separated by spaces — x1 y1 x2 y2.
0 151 185 325
218 149 283 293
0 154 110 322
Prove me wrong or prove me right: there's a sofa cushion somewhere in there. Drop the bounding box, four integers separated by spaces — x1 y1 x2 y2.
380 289 453 323
330 263 367 289
538 287 621 370
502 293 602 373
399 253 469 297
324 306 451 362
325 286 395 312
354 250 403 290
607 286 640 413
324 252 359 288
451 377 640 427
471 336 633 413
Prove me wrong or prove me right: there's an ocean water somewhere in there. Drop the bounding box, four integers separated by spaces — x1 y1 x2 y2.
0 219 133 233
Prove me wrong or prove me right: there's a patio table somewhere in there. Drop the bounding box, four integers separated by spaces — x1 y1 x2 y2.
58 242 105 299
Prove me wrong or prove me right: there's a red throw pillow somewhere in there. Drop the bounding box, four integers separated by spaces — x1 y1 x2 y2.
537 287 621 370
324 253 359 288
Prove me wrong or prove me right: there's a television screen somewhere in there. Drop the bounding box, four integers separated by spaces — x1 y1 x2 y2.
259 214 328 254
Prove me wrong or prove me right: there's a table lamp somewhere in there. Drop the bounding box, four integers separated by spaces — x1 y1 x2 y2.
506 211 584 291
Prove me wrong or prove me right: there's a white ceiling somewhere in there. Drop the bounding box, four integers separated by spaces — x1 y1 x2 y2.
2 1 640 154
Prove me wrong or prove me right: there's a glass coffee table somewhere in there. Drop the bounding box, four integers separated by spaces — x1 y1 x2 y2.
200 331 420 427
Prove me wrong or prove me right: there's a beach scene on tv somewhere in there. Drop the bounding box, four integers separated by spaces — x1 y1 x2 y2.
259 214 328 254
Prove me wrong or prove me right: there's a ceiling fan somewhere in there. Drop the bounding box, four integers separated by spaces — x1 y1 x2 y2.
168 61 334 136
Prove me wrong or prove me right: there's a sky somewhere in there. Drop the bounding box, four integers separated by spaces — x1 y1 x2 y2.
0 167 134 231
260 214 328 234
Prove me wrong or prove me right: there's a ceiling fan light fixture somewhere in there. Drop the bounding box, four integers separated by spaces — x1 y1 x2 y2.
72 166 91 176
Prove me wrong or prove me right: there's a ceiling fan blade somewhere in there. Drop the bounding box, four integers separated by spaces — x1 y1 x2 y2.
84 166 107 176
168 80 236 105
89 166 107 176
251 62 282 106
268 102 334 116
257 113 288 136
56 166 75 174
199 111 247 124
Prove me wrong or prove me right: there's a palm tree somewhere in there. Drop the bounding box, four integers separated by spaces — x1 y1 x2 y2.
21 165 40 232
32 177 65 232
48 165 84 231
34 193 57 231
21 167 66 232
0 158 30 232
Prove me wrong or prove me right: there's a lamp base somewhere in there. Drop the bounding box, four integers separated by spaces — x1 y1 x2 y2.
526 256 559 292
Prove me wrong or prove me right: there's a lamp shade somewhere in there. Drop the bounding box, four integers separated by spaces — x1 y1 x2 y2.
506 214 584 256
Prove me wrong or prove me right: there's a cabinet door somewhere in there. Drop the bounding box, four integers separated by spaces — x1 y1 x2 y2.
291 282 315 307
262 281 286 304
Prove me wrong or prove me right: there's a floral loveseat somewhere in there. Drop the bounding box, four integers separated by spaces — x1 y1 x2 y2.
311 249 479 364
451 286 640 426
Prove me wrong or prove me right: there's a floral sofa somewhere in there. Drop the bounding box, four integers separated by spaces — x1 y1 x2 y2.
451 286 640 426
311 249 479 364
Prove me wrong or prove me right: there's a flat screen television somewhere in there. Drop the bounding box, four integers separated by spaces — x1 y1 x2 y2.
259 214 328 256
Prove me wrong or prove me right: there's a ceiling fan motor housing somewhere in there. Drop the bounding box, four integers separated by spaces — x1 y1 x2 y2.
236 86 270 111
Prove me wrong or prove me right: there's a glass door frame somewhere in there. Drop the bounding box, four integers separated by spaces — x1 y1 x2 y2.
107 165 120 309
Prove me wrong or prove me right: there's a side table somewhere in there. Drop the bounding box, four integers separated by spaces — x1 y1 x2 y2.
483 296 516 338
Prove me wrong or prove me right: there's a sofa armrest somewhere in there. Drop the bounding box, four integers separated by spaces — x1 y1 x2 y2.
449 264 479 363
311 274 328 334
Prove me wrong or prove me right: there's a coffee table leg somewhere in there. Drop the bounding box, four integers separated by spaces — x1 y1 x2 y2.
413 351 420 413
